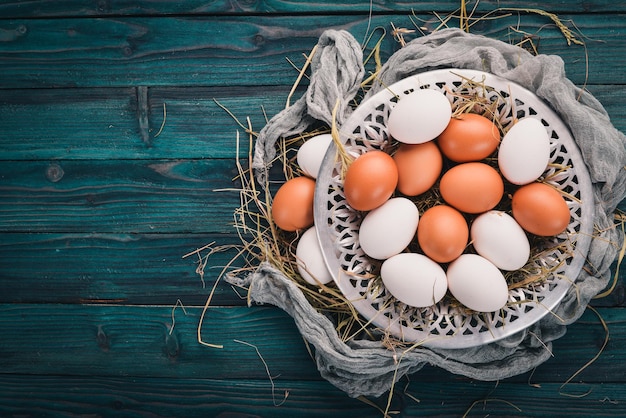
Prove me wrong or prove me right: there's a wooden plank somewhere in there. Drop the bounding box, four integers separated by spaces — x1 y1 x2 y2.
0 232 249 305
0 304 321 381
0 304 624 384
0 14 624 88
0 375 380 418
1 375 626 417
0 84 623 161
0 230 622 307
0 159 242 233
0 86 287 160
0 0 624 18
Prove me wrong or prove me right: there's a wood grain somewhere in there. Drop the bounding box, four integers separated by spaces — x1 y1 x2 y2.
0 229 621 306
0 85 624 161
0 232 248 305
0 232 622 307
0 304 322 381
0 159 242 233
0 14 624 88
0 0 624 18
1 375 626 417
0 2 624 416
0 86 287 160
0 304 623 385
0 375 379 418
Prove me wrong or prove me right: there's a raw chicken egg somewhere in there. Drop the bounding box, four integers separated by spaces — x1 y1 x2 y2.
359 197 419 260
440 162 504 214
343 150 398 211
297 133 333 179
381 253 448 308
271 176 315 231
437 113 500 162
471 210 530 271
296 226 333 286
498 117 551 185
511 182 570 236
393 142 443 196
387 89 452 144
417 205 468 263
447 254 509 313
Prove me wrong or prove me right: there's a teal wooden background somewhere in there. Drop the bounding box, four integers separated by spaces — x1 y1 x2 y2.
1 1 625 416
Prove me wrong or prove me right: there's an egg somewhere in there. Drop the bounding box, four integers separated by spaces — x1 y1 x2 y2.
511 182 570 236
471 210 530 271
271 176 315 231
297 133 333 179
417 205 468 263
343 150 398 211
393 141 443 196
381 253 448 308
296 226 333 286
446 254 509 312
498 117 551 185
437 113 501 162
387 88 452 144
439 162 504 214
359 197 420 260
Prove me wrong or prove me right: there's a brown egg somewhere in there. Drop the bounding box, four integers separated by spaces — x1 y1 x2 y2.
512 182 570 236
439 162 504 214
344 150 398 211
437 113 501 162
271 176 316 231
417 205 469 263
393 142 443 196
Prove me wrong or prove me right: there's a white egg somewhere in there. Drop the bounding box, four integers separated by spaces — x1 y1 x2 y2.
295 226 333 286
498 117 551 185
447 254 509 312
381 253 447 308
359 197 419 260
471 210 530 271
296 133 333 179
387 89 452 144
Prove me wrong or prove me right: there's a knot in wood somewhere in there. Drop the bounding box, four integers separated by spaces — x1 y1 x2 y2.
46 163 64 183
253 34 265 46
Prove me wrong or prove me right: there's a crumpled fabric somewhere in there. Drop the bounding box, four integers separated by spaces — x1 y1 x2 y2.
252 29 364 185
230 28 626 398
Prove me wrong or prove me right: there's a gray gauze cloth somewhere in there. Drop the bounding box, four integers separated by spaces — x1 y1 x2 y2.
227 28 626 398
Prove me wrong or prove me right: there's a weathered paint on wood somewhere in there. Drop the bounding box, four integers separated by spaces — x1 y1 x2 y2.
0 85 624 161
1 376 626 417
0 0 624 17
0 232 247 305
0 304 321 380
0 14 624 88
0 304 623 385
0 86 288 160
0 159 242 233
0 375 382 418
0 1 624 416
0 232 623 308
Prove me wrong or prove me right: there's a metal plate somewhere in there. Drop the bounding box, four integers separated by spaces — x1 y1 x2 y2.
314 69 594 349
